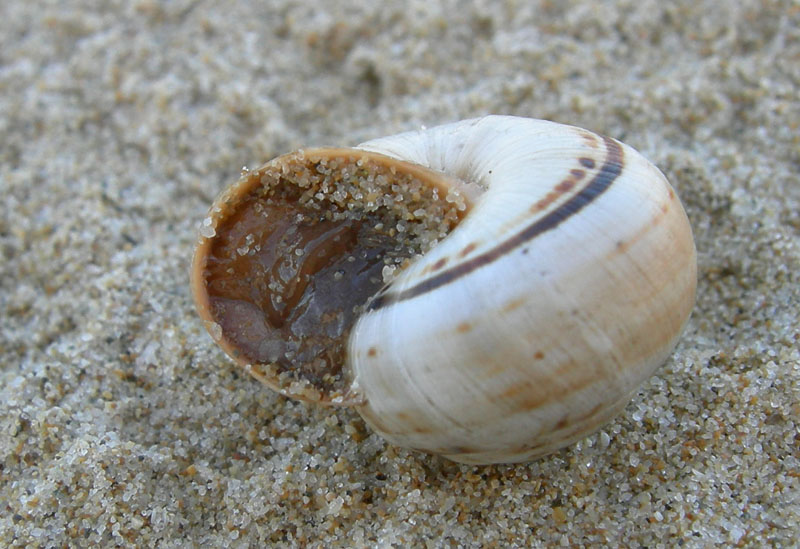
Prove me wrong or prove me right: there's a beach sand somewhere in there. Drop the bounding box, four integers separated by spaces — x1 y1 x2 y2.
1 1 798 546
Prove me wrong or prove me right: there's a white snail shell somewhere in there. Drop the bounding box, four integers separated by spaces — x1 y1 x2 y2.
191 115 696 465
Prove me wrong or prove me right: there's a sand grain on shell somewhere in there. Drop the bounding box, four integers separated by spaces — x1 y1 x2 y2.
196 151 463 401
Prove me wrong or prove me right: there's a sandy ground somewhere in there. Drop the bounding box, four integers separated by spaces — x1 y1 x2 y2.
1 0 798 547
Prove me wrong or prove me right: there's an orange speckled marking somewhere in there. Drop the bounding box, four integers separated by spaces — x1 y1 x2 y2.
502 297 527 313
431 257 449 271
394 411 435 435
570 169 586 180
367 347 378 357
498 380 531 401
556 180 575 193
580 131 600 148
456 322 472 333
533 350 545 360
459 242 478 257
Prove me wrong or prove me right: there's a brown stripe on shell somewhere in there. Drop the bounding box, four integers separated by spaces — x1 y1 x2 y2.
367 136 625 311
529 166 589 215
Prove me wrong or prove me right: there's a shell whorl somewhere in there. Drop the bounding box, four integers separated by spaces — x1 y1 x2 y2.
348 116 695 464
356 117 626 311
191 115 696 465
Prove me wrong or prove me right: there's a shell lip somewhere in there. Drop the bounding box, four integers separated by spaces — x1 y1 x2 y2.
189 147 472 406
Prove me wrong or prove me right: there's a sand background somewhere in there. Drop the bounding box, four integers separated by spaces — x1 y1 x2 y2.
1 0 798 547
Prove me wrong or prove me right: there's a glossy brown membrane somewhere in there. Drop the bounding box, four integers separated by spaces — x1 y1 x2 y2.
191 149 469 403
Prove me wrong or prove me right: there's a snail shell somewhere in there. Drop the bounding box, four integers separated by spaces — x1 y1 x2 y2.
191 116 696 465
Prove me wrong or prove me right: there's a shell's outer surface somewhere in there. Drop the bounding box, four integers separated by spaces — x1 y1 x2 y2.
191 115 696 465
347 116 696 464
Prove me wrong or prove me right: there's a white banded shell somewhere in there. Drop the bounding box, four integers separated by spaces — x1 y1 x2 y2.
191 116 696 464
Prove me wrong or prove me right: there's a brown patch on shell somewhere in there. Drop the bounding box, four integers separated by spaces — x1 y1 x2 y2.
556 180 575 193
459 242 478 257
579 130 600 148
502 297 527 313
570 169 586 180
423 255 450 275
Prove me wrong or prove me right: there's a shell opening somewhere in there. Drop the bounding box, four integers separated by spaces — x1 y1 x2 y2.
192 149 468 403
